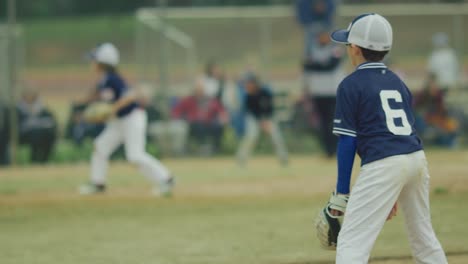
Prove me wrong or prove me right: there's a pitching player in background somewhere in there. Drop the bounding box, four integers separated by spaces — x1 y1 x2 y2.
315 14 447 263
79 43 174 197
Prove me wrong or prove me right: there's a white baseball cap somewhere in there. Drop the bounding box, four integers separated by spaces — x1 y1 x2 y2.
331 13 393 51
90 43 120 66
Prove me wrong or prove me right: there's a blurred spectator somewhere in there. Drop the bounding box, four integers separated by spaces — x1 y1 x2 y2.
203 60 226 100
17 90 57 163
139 85 188 157
236 73 288 166
148 112 188 157
303 30 345 157
221 77 247 139
427 32 460 93
295 0 337 56
291 90 319 134
65 103 105 146
0 103 10 166
172 79 228 156
414 74 458 148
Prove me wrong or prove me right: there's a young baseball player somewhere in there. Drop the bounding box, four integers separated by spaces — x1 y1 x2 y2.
79 43 174 197
236 73 289 166
322 14 447 263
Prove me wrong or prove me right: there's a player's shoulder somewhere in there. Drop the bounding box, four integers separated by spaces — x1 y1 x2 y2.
106 71 124 83
105 71 127 88
347 65 403 83
337 72 360 93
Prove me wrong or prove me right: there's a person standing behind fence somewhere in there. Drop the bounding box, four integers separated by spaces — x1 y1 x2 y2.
295 0 336 57
427 32 460 94
203 61 225 100
236 73 288 167
303 30 345 157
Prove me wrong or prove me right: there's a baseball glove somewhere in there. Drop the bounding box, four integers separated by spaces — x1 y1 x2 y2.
315 191 349 250
83 102 114 123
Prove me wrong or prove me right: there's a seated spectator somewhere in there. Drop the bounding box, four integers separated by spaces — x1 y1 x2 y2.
148 110 188 157
17 90 57 163
172 79 228 156
414 74 458 148
137 86 185 157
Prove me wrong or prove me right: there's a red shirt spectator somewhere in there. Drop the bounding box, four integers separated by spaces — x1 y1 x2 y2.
172 88 227 124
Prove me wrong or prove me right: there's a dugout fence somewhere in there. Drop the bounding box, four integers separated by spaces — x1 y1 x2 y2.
135 3 468 95
0 25 24 105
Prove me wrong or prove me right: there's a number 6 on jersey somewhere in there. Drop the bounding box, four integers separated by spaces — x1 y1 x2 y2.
380 90 412 136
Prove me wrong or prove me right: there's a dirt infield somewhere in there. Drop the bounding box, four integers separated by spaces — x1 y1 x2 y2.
0 151 467 264
1 151 467 200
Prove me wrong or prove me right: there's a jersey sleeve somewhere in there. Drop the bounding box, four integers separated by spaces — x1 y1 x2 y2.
333 81 358 137
107 74 130 100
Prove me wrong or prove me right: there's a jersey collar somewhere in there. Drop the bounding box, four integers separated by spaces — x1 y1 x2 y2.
356 62 387 70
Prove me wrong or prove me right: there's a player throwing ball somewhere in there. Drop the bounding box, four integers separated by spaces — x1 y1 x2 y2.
316 14 447 263
79 43 174 197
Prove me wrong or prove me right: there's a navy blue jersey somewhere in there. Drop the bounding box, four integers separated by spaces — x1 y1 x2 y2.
97 71 139 118
245 86 274 120
333 62 422 165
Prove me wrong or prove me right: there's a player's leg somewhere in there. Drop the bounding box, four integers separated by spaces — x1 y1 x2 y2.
81 120 123 194
268 120 288 165
399 151 448 263
122 109 173 195
336 155 408 263
236 115 259 166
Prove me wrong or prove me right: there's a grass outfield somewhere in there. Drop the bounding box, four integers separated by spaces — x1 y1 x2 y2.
1 151 468 264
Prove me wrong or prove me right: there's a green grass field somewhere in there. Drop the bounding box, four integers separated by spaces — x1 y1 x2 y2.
1 151 468 264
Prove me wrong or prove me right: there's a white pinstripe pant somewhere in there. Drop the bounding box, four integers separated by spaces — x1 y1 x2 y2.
336 151 447 264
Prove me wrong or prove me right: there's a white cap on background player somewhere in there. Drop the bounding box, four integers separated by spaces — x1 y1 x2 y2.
91 43 120 66
331 13 393 51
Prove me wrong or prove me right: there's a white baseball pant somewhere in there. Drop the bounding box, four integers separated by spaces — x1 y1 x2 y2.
336 150 447 264
90 109 170 185
236 115 288 165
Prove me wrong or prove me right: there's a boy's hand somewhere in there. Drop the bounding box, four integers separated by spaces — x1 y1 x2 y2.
315 191 349 250
328 191 349 216
387 203 398 221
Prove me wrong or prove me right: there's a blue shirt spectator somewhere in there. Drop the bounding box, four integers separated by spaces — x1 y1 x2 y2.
295 0 337 56
296 0 336 27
